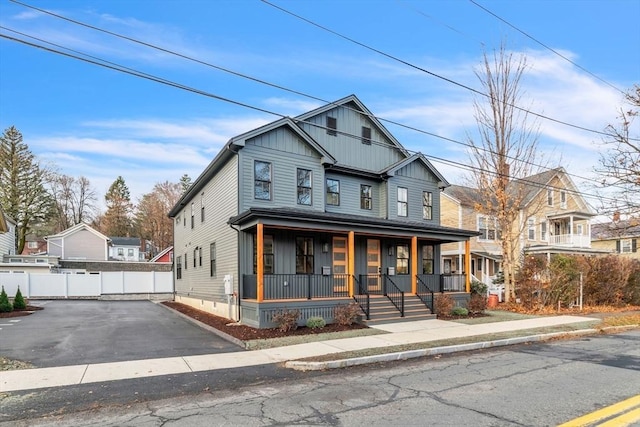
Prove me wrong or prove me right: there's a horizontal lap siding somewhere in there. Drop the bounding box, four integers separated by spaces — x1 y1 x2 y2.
174 156 239 301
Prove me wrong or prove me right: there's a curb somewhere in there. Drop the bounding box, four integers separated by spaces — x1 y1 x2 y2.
285 329 604 371
155 301 247 349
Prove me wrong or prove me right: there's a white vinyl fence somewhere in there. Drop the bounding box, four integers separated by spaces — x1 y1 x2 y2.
0 271 173 298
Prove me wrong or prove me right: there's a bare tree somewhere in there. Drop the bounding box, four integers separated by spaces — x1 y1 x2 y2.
48 173 98 232
467 43 546 302
596 85 640 220
135 181 182 257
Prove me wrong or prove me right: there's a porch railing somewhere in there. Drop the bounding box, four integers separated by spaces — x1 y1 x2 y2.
549 234 591 248
418 274 466 292
242 273 349 300
383 275 404 317
352 275 370 320
415 275 434 313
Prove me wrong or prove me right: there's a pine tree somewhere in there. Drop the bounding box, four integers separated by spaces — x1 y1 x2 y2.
13 287 26 310
179 174 192 193
0 286 13 313
102 176 133 237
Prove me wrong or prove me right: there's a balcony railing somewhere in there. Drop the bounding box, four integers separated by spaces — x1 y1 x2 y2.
549 234 591 248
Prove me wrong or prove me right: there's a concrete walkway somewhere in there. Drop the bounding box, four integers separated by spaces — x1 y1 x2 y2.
0 315 599 393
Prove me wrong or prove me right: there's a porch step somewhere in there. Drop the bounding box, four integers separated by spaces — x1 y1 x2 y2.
363 295 436 324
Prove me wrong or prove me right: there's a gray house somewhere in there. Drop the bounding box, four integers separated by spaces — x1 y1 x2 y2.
169 95 477 328
46 222 111 260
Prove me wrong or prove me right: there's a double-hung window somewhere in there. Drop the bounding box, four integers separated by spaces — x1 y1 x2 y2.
560 191 567 208
296 237 314 274
397 187 408 217
620 239 633 253
360 185 372 210
540 221 548 241
547 189 553 206
297 169 312 205
176 256 182 279
361 126 371 145
210 243 216 277
190 203 195 229
326 116 337 136
254 161 272 200
201 194 205 222
422 245 434 274
396 244 409 275
253 234 274 274
528 218 536 240
422 191 432 220
326 178 340 206
193 247 198 268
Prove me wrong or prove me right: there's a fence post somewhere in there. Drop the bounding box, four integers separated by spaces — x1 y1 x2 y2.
440 275 444 293
307 274 312 300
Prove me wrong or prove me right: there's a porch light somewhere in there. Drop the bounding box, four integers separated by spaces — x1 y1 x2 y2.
322 242 329 253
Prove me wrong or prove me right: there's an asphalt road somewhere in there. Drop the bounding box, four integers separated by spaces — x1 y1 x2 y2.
2 329 639 426
0 300 242 367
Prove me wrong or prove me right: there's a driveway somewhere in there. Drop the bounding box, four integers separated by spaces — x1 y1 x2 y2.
0 300 242 368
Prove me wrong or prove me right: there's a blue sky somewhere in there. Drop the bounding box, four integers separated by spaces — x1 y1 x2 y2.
1 0 638 213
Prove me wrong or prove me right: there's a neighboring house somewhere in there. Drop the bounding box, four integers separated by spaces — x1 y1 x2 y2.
169 95 478 328
109 237 143 261
46 222 111 261
150 246 173 263
442 167 601 285
0 210 17 256
21 234 47 255
591 219 640 259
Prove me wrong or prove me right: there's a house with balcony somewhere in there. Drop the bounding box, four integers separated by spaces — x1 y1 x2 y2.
169 95 478 328
441 167 600 286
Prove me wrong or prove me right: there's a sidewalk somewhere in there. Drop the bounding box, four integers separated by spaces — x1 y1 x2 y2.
0 315 601 393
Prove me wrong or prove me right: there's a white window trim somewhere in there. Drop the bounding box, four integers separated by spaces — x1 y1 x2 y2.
621 239 633 253
527 217 536 241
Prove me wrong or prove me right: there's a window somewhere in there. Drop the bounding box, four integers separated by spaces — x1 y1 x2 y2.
201 193 205 222
528 218 536 240
254 161 272 200
184 253 187 270
396 244 409 274
118 248 124 256
576 224 583 235
210 243 216 277
326 116 337 136
361 126 371 145
27 241 38 249
326 178 340 206
422 191 433 220
620 239 633 254
547 189 553 206
360 185 372 210
422 245 434 274
127 248 134 257
199 247 202 266
397 187 408 217
297 169 312 205
176 256 182 279
541 221 548 241
560 191 567 208
184 216 186 227
253 235 274 274
478 216 488 240
190 203 195 229
193 247 197 267
478 216 500 241
296 237 314 274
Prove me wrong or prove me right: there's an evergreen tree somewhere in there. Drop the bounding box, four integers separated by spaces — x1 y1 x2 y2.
102 176 133 237
179 174 192 193
0 126 53 253
13 287 26 310
0 286 12 313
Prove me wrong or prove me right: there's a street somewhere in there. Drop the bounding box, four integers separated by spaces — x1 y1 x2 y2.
2 330 639 426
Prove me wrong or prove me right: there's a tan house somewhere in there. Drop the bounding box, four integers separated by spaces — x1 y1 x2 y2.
441 167 601 285
591 219 640 260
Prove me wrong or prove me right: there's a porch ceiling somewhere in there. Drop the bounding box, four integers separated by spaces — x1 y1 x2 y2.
546 211 595 221
229 207 479 242
472 251 503 261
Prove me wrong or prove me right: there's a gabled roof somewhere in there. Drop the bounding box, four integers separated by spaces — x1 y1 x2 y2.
150 246 173 262
382 153 449 187
45 222 111 243
591 219 640 240
443 185 489 207
110 237 141 247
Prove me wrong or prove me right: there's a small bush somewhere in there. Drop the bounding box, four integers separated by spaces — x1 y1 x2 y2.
13 287 27 310
434 294 454 317
334 303 361 326
467 293 487 313
0 287 13 313
306 316 326 329
271 309 300 332
470 280 487 296
451 306 468 316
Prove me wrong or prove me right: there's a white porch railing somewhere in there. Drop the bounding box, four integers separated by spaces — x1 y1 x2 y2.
549 234 591 248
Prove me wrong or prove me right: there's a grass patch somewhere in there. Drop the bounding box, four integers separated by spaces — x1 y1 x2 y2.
0 357 33 371
450 310 540 325
245 327 388 350
601 313 640 327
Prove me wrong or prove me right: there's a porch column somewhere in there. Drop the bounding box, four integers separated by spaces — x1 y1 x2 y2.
257 223 264 302
348 231 355 297
411 236 418 294
465 240 471 292
570 215 574 240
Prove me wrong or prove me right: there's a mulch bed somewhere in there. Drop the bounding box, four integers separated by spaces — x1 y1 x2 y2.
162 301 367 341
0 305 44 318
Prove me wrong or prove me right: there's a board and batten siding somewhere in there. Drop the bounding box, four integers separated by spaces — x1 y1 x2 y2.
239 128 324 212
297 104 405 172
324 174 385 218
386 175 441 224
174 155 239 301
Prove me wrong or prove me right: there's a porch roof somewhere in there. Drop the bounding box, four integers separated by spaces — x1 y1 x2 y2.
229 207 480 242
472 251 503 262
546 211 595 220
523 245 607 256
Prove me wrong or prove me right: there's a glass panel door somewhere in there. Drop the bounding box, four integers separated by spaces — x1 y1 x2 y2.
366 239 381 293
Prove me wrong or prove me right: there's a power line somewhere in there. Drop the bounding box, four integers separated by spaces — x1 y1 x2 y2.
259 0 639 142
2 3 631 195
1 30 636 211
469 0 627 95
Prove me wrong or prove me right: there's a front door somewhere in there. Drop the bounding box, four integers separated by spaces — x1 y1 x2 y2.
366 239 381 293
332 237 348 294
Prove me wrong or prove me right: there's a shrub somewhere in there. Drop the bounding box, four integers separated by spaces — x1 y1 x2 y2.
334 303 361 326
470 280 487 296
271 309 300 332
467 293 487 314
13 287 26 310
451 306 468 316
306 316 326 329
0 286 13 313
434 294 454 317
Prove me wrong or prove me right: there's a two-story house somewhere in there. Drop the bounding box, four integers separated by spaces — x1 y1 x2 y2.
109 237 143 262
169 95 478 328
591 218 640 259
442 168 601 285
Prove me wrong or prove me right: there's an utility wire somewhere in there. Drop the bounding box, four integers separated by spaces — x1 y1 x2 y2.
2 2 630 194
1 30 635 211
469 0 627 95
259 0 639 142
